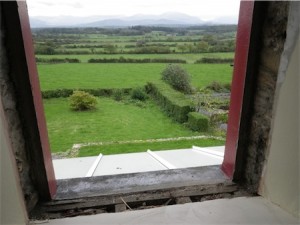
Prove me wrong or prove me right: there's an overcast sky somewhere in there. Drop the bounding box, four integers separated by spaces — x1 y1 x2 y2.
27 0 240 20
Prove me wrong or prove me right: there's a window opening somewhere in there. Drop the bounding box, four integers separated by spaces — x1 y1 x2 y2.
26 0 240 180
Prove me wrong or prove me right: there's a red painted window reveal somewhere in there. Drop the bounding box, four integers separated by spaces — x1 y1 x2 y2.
222 1 255 179
17 1 57 197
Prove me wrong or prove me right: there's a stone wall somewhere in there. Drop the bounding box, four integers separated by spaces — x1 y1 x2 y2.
0 6 39 211
242 2 289 192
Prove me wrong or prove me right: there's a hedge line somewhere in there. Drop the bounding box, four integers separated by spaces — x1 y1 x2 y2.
146 82 194 123
42 88 131 99
194 57 234 64
36 58 81 63
187 112 209 131
88 57 186 64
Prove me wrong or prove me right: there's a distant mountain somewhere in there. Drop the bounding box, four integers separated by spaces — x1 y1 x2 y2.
210 16 238 25
84 17 204 28
29 15 123 27
29 18 49 28
29 12 237 28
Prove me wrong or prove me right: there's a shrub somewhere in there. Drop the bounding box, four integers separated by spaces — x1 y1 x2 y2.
161 64 192 94
210 112 228 125
113 89 124 101
193 94 214 112
69 91 97 111
146 82 194 123
223 83 231 91
187 112 209 132
131 87 147 101
206 81 231 93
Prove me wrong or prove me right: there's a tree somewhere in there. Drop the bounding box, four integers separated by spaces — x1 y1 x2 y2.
103 44 117 53
196 41 209 53
161 64 193 94
177 44 187 53
136 40 146 47
34 45 55 55
186 43 195 53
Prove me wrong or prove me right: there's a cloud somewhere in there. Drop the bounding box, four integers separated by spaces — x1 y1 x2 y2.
27 0 240 18
69 2 83 9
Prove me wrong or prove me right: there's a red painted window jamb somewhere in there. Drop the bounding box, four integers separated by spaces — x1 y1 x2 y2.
17 1 57 198
222 1 255 179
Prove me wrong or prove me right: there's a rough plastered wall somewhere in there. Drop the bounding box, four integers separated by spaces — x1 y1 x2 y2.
0 4 39 212
0 96 28 225
259 1 299 218
242 1 289 192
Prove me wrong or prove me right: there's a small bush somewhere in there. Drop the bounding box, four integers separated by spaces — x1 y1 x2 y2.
161 64 193 94
131 87 147 101
69 91 97 111
223 83 231 91
210 113 228 125
187 112 209 132
113 89 124 101
206 81 231 93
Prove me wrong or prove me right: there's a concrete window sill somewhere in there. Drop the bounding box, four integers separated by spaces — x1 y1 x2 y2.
31 165 239 219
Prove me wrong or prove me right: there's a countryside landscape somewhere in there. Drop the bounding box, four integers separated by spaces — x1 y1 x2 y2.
32 24 236 158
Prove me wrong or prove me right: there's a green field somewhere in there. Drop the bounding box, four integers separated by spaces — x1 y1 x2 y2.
38 63 233 91
44 97 209 153
35 26 235 156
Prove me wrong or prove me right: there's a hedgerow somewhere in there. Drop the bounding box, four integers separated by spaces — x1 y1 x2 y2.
88 57 186 64
131 87 148 101
194 57 234 64
36 57 81 63
146 82 194 123
187 112 209 131
42 88 131 99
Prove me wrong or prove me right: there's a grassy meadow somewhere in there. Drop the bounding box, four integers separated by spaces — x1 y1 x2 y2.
33 26 235 156
38 63 233 91
44 97 217 153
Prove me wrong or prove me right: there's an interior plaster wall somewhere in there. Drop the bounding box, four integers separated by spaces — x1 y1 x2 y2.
0 96 28 225
259 2 300 218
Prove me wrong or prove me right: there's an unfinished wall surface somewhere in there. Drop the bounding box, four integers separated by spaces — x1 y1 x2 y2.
0 99 28 225
259 2 299 218
241 1 289 192
0 5 28 224
0 2 39 212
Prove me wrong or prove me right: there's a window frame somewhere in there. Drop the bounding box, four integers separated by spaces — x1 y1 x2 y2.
4 0 255 201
